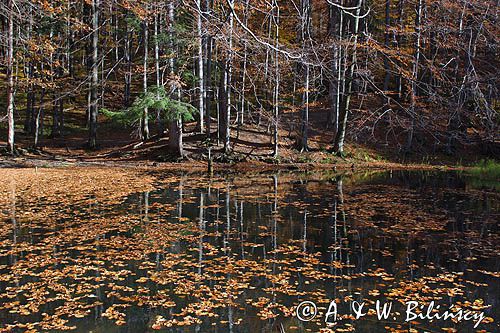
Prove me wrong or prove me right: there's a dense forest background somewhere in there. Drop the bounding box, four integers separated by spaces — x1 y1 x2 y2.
0 0 498 162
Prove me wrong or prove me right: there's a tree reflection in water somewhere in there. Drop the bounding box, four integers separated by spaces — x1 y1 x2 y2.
0 170 498 332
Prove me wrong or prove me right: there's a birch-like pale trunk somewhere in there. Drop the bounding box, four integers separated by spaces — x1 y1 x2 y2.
50 30 62 138
24 5 35 134
333 0 363 155
218 59 226 143
88 0 100 149
154 6 163 134
165 1 183 157
196 0 205 132
124 12 132 107
300 0 311 152
301 65 310 151
205 34 213 140
142 18 150 140
168 1 175 77
113 0 119 63
6 0 15 154
327 4 339 132
262 8 272 128
238 0 250 127
224 0 234 154
336 6 345 137
272 0 280 158
34 74 45 148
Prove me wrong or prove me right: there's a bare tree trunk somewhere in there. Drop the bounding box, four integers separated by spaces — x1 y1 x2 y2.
165 0 183 158
333 0 363 155
405 0 423 151
50 30 63 138
448 0 467 153
88 0 100 149
112 0 119 63
238 0 250 127
154 6 163 135
205 34 213 141
395 0 404 99
25 89 34 134
196 0 205 132
67 0 75 78
383 0 391 91
142 17 150 140
300 0 311 152
168 1 175 77
262 8 272 128
301 65 310 151
24 5 34 134
272 0 280 158
169 119 183 157
327 4 339 132
223 1 234 154
335 5 345 138
218 61 227 143
34 86 45 148
6 0 15 154
124 12 132 107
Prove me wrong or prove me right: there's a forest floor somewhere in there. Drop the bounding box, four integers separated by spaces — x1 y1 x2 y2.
0 106 489 171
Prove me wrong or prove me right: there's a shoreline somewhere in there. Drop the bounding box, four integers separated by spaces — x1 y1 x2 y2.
0 155 469 173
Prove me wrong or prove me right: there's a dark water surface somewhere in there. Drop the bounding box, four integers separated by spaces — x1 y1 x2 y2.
0 170 498 332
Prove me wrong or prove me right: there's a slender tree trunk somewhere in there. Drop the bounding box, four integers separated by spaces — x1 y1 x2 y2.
327 4 339 132
34 86 45 148
448 0 467 153
124 13 132 107
395 0 404 99
272 1 280 158
142 18 150 140
405 0 423 151
100 17 106 110
68 0 75 78
262 9 272 128
168 1 175 78
334 5 345 139
165 0 183 157
273 0 280 158
112 0 119 63
333 0 363 155
196 0 205 132
383 0 391 91
6 0 15 154
224 1 234 154
301 65 310 151
88 0 100 149
218 61 227 143
300 0 311 152
154 7 163 135
24 5 34 134
205 34 213 141
238 0 250 127
50 30 63 138
25 89 34 134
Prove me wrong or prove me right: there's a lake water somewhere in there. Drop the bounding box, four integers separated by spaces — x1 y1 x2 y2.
0 169 498 332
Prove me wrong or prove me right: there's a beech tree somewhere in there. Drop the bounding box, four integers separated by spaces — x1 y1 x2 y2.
6 0 15 154
88 0 100 149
